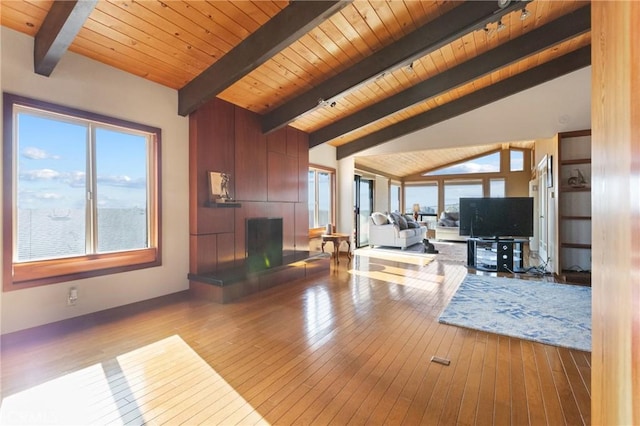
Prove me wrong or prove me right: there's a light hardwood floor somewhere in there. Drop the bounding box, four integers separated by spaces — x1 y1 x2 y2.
0 242 590 425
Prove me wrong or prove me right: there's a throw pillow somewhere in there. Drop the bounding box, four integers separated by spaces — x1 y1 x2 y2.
445 211 459 221
396 214 408 230
389 212 408 229
371 212 389 225
407 221 419 229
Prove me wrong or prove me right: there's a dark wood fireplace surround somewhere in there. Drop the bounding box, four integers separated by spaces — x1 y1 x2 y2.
188 98 329 303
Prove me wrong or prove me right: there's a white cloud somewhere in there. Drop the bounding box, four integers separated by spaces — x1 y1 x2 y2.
20 169 60 180
22 147 60 160
98 175 145 188
35 192 62 200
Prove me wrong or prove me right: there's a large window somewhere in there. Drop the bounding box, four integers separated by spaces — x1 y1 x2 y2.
3 94 161 289
405 183 438 215
444 180 483 212
423 151 501 176
308 166 334 229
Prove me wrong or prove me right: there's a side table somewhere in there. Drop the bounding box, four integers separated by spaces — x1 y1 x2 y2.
321 233 352 264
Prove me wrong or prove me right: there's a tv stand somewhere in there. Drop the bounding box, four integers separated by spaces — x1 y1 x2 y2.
467 237 527 273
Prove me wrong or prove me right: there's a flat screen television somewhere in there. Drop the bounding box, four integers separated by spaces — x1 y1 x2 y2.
246 217 283 272
459 197 534 239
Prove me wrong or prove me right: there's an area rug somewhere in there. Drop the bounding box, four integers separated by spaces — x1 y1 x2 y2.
439 274 591 352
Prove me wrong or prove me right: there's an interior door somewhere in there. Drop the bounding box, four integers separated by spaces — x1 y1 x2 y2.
354 176 373 248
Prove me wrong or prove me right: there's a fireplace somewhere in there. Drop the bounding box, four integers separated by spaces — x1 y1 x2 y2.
246 217 283 273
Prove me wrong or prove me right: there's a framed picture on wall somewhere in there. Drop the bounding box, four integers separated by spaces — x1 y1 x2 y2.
208 171 223 202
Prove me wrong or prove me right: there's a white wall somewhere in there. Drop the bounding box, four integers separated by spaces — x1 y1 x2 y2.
374 176 389 213
1 28 190 334
358 67 592 156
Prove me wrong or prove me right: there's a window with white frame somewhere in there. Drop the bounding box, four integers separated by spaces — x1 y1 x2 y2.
308 166 334 228
3 93 161 288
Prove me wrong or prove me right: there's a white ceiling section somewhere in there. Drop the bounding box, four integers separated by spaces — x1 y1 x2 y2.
356 67 591 158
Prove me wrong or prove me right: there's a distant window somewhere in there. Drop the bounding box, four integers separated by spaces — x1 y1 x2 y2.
490 178 506 197
510 149 525 171
390 183 400 212
405 183 438 215
444 180 483 212
308 166 334 228
424 151 500 176
3 94 161 289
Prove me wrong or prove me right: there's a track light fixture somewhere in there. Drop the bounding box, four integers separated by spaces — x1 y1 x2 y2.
496 20 506 32
520 8 530 21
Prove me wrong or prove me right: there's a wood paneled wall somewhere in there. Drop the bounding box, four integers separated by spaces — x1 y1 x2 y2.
591 2 640 424
189 98 309 274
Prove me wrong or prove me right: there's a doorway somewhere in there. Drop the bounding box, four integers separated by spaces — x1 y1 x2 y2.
354 176 373 248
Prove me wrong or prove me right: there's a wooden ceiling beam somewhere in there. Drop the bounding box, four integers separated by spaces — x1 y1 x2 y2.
337 46 591 160
34 0 98 76
311 5 591 147
261 0 530 134
178 1 351 117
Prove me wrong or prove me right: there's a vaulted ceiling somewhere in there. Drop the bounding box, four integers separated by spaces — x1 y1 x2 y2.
1 0 591 177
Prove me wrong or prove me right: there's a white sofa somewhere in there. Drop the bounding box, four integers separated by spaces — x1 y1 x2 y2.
368 212 426 249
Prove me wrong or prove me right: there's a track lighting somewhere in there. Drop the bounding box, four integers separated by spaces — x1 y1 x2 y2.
496 20 506 32
520 8 530 21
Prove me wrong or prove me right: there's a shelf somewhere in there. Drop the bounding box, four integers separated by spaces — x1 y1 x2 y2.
560 158 591 165
561 215 592 220
561 243 592 249
560 270 591 286
205 201 242 208
560 186 591 192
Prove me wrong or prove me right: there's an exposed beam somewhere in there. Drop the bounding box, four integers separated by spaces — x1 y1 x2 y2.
262 0 530 134
178 1 351 117
337 46 591 160
311 5 591 147
34 0 98 76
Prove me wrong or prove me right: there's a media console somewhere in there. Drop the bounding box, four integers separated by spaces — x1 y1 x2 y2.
466 238 528 273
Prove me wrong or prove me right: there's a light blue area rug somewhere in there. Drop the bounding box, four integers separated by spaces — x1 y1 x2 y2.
439 274 591 352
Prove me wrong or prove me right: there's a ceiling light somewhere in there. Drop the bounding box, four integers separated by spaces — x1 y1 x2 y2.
497 20 506 32
520 8 530 21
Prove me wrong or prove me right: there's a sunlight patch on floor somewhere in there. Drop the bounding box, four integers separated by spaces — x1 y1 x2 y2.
0 335 268 425
349 268 444 290
354 248 435 266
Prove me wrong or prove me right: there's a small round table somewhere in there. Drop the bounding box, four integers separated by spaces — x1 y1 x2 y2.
321 233 352 264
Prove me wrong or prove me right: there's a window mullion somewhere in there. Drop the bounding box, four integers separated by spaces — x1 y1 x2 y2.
87 124 98 254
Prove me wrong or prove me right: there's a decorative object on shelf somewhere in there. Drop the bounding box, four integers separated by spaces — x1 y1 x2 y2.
568 168 587 188
208 171 233 203
413 203 420 220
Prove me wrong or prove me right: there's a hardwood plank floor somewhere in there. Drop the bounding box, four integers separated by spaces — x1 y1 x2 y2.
0 242 591 425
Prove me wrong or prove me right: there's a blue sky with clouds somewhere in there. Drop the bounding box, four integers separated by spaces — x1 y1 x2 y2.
17 112 148 210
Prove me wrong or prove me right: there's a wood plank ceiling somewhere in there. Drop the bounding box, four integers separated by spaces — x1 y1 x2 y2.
1 0 591 177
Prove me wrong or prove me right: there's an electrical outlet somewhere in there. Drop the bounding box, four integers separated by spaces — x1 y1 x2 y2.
67 287 78 306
